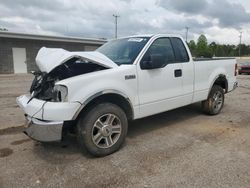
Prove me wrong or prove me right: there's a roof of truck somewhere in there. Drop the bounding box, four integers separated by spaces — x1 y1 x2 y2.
118 34 183 39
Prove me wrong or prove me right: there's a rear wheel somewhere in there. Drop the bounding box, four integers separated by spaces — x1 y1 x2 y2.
77 103 128 157
202 85 224 115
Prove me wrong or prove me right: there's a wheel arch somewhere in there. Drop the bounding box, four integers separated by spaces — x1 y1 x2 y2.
209 74 228 95
73 90 134 121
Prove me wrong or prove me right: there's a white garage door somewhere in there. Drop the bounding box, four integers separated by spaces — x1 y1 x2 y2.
12 48 27 73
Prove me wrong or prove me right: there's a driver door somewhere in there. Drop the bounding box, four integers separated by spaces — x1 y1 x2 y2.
137 37 183 118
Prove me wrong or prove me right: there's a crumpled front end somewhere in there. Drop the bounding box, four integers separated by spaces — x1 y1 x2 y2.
17 47 117 142
29 47 117 102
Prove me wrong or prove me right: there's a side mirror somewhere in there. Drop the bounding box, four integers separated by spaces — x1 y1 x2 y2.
141 54 166 70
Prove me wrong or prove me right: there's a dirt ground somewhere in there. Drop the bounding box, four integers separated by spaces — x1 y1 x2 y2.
0 74 250 188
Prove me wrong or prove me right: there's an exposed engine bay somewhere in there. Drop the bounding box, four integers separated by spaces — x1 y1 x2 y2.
30 58 108 102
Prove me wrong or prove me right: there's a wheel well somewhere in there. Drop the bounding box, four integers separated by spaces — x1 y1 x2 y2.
77 93 134 121
213 75 228 93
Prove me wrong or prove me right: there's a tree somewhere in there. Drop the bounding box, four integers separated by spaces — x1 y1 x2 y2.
0 28 8 31
209 42 217 57
189 34 250 57
188 40 196 57
215 45 225 57
196 34 212 58
240 44 250 56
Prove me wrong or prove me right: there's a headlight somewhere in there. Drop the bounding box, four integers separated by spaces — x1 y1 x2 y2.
53 85 68 102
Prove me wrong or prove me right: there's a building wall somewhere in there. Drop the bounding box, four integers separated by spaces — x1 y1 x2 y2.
0 37 102 74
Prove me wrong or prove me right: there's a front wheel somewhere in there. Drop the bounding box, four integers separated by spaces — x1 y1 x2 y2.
202 85 224 115
77 103 128 157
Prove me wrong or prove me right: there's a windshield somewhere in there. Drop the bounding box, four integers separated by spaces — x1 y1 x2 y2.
97 37 150 65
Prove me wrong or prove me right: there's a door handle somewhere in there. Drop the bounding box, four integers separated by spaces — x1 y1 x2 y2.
174 69 182 77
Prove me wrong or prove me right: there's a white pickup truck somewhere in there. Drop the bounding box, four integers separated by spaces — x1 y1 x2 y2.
17 34 238 156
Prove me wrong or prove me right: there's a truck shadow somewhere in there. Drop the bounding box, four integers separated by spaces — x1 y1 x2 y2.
33 103 203 160
33 135 92 161
127 102 203 138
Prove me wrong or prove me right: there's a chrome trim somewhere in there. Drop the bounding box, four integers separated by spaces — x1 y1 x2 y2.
229 81 238 92
24 115 63 142
72 90 134 120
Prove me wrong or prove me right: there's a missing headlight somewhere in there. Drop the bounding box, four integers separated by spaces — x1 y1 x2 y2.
53 85 68 102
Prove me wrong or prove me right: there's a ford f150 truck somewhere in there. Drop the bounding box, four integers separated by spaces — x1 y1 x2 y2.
17 34 238 156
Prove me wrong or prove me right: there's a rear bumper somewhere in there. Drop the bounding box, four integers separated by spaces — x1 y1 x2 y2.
227 81 238 94
24 115 63 142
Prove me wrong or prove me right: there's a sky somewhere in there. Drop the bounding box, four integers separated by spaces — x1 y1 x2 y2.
0 0 250 44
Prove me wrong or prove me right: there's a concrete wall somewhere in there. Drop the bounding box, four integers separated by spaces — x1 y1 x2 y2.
0 37 102 74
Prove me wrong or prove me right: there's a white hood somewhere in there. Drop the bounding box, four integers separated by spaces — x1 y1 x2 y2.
36 47 118 73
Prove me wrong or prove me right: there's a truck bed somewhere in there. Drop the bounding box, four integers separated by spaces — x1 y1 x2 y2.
192 58 236 103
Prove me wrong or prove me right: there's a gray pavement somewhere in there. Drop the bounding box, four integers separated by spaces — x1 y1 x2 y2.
0 74 250 188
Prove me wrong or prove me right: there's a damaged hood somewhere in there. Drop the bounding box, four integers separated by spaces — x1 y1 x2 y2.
36 47 118 73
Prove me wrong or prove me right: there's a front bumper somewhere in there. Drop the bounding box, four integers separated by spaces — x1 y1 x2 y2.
16 94 81 121
17 94 81 142
24 115 63 142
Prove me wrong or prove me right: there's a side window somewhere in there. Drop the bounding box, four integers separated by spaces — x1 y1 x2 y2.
141 38 175 66
171 38 189 62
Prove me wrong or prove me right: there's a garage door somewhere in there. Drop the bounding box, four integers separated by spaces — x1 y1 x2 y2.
12 48 27 73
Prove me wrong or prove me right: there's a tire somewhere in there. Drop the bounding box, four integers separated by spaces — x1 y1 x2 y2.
202 85 224 115
77 103 128 157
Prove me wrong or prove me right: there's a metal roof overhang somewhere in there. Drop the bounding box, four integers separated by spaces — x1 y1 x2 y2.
0 31 107 45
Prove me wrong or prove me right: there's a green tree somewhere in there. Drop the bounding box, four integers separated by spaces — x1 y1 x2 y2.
240 44 250 56
0 28 8 31
188 40 196 57
196 34 212 58
189 34 250 57
215 45 225 57
209 42 217 57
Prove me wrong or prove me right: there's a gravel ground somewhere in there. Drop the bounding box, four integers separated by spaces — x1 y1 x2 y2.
0 74 249 188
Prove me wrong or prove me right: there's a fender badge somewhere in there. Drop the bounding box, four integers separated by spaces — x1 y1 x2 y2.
125 75 136 80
